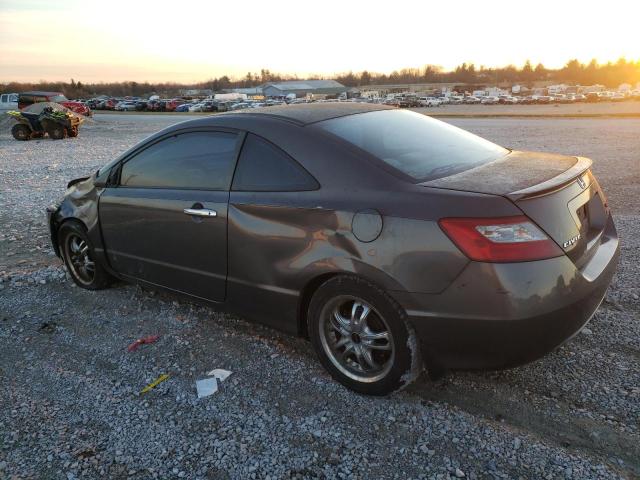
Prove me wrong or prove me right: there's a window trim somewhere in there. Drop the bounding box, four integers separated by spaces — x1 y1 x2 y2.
113 127 245 191
230 132 320 192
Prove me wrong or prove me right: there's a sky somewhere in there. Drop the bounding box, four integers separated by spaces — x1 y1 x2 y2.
1 0 639 83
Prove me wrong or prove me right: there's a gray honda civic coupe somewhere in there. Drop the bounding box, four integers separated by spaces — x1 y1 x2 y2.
47 103 619 395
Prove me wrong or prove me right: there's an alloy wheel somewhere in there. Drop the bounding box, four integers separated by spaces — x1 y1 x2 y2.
65 234 95 285
319 295 395 383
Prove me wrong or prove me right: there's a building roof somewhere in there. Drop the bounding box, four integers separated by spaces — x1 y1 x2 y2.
231 87 263 95
226 102 392 125
263 80 346 92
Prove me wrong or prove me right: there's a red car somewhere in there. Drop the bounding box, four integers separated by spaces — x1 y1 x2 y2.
165 98 187 111
18 91 91 116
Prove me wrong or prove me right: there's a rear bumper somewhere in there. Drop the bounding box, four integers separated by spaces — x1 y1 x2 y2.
392 214 619 371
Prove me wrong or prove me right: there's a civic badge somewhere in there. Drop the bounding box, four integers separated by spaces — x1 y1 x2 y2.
576 176 586 189
563 233 581 248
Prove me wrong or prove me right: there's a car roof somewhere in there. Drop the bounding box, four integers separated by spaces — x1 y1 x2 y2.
221 102 393 126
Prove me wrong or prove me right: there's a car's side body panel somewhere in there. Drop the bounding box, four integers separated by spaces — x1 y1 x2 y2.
225 195 476 333
99 188 229 301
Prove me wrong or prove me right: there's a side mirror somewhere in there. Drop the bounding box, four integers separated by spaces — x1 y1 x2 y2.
94 163 119 188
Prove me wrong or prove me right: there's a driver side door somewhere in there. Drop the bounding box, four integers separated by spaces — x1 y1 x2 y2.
99 129 241 302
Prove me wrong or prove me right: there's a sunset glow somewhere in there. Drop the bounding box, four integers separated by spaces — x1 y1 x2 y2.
1 0 639 83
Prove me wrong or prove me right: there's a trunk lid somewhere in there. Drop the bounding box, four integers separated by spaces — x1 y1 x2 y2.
422 151 611 266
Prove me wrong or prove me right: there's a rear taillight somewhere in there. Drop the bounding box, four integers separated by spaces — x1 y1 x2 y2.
438 215 563 262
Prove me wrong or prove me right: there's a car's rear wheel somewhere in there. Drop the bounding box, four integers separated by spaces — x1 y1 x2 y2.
11 124 31 141
59 222 112 290
308 275 422 395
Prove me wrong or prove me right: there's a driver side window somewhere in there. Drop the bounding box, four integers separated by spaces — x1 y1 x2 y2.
120 131 238 190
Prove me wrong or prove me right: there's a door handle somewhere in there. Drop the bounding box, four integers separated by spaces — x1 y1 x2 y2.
184 208 217 217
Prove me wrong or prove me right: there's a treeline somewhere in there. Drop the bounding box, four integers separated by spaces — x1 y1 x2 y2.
336 58 640 88
3 59 639 98
0 69 313 99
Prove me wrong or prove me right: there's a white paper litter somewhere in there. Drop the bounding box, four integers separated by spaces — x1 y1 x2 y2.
195 369 232 399
196 377 218 399
207 369 232 382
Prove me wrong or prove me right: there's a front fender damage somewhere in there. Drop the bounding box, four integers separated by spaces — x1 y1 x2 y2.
47 174 103 258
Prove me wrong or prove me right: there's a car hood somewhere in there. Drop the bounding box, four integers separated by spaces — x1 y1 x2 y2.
420 150 578 196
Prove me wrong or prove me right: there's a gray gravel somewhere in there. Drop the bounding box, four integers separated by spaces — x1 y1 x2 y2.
0 114 638 479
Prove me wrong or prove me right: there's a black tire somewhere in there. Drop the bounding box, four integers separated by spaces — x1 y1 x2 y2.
11 124 31 141
308 275 422 395
59 222 112 290
48 125 67 140
68 126 79 138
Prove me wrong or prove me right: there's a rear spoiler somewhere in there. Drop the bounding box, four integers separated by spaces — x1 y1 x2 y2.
507 156 592 201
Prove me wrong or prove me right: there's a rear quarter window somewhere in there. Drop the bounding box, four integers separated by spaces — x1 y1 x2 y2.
232 134 318 191
316 110 508 182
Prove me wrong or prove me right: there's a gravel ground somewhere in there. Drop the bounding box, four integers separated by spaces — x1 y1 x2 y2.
0 114 638 480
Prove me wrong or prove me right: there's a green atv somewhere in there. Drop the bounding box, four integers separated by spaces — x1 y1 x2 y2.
7 107 83 141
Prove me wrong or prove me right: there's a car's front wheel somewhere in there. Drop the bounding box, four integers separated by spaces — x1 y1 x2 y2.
308 275 422 395
59 222 112 290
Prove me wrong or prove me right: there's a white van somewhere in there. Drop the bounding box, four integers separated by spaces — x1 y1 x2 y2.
0 93 18 110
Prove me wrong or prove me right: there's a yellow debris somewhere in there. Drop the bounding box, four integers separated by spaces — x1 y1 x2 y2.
140 373 169 394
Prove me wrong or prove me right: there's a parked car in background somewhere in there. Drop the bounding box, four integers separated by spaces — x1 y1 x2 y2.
230 102 251 110
480 96 499 105
1 92 19 111
165 99 187 111
98 98 119 110
586 92 600 102
597 92 614 102
216 102 232 112
147 99 166 112
85 99 102 110
134 101 147 111
175 103 192 112
535 96 553 104
18 91 91 116
115 101 137 111
202 101 217 112
419 97 441 107
463 96 481 104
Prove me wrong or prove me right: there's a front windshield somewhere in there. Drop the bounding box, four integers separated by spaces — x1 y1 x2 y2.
316 110 508 182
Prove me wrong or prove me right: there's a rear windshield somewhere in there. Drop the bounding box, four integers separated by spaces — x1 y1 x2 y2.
316 110 508 182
